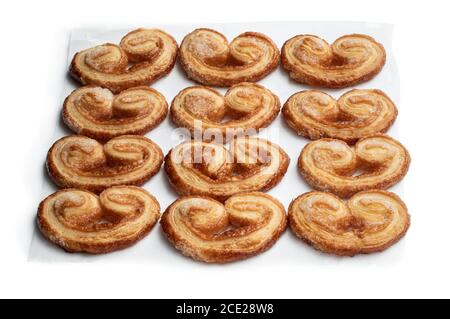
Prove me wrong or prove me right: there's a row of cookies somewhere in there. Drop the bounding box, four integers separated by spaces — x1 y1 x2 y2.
63 83 397 142
36 27 410 262
71 28 386 91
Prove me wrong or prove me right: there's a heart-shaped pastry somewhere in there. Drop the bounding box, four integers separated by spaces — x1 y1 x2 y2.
282 34 385 88
288 190 410 256
171 82 280 140
161 192 287 262
63 86 168 140
283 89 397 143
165 137 289 201
299 135 410 197
180 28 279 86
70 28 178 93
47 135 163 193
38 186 160 254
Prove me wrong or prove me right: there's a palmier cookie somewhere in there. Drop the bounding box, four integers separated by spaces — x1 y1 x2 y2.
38 186 160 254
299 135 410 198
70 28 178 93
47 135 163 193
288 190 410 256
171 82 280 140
281 34 385 88
161 192 287 262
63 86 168 141
164 137 289 201
179 28 279 86
283 89 397 143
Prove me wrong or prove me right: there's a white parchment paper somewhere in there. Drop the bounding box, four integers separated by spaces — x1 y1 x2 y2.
28 21 402 264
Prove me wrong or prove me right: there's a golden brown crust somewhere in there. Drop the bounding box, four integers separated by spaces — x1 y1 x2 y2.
37 186 160 254
63 85 168 141
70 28 178 93
281 34 386 88
283 89 397 143
161 192 287 263
170 82 280 141
179 29 279 86
288 190 410 256
47 135 163 193
164 137 289 201
298 135 410 198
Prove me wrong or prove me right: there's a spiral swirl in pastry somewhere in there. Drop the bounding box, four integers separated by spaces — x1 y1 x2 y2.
161 192 287 262
38 186 160 254
299 135 410 198
164 137 289 201
70 28 178 93
47 135 163 193
63 86 168 141
281 34 386 88
179 28 280 86
288 190 410 256
283 89 397 143
171 82 280 140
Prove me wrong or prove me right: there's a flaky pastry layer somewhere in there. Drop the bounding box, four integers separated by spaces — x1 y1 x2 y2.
298 135 410 198
281 34 385 88
70 28 178 93
38 186 160 254
47 135 163 193
164 137 289 201
171 82 280 140
63 86 168 141
288 190 410 256
283 89 397 143
161 192 287 262
179 29 280 86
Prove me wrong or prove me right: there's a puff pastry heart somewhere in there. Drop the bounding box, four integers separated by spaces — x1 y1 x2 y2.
164 137 289 201
38 186 160 254
70 28 178 93
161 192 287 262
63 86 168 141
171 82 280 140
47 135 163 193
179 28 279 86
281 34 385 88
299 135 410 198
288 190 410 256
283 89 397 143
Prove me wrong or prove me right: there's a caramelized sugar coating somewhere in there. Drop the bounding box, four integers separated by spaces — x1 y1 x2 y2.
180 28 279 86
288 190 410 256
38 186 160 254
70 28 178 93
161 192 287 262
282 34 385 88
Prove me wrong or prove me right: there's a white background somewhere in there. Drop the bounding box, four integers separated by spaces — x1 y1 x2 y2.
1 0 449 298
